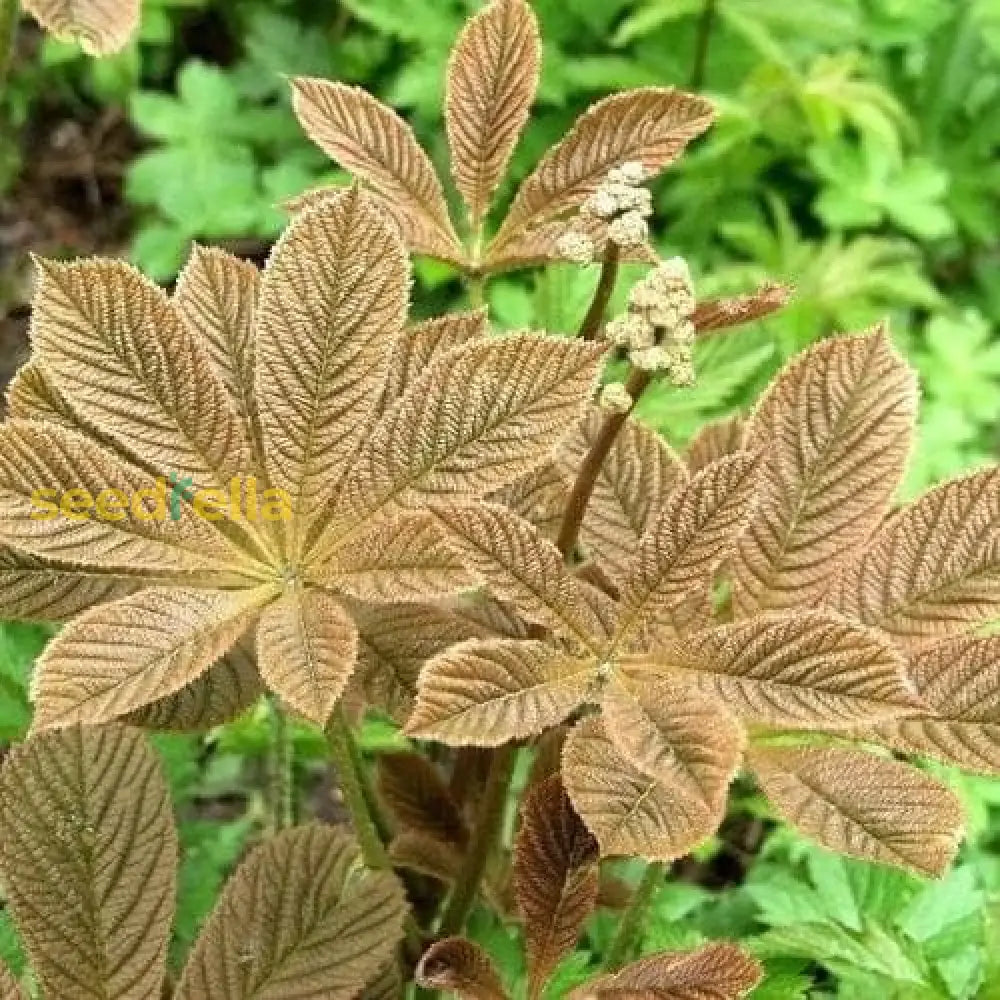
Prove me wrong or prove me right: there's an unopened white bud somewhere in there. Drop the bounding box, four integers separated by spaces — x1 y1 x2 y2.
609 161 646 186
583 187 619 220
670 358 696 387
608 211 649 248
557 229 596 265
629 345 671 372
599 381 633 414
605 313 654 349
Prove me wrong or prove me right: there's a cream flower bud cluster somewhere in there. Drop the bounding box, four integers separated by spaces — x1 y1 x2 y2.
604 257 698 387
598 381 633 414
556 161 653 263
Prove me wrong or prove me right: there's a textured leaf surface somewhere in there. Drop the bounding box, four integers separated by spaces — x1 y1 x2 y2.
731 330 916 614
489 89 714 261
616 453 759 641
601 678 743 811
377 751 469 847
0 420 242 575
576 943 761 1000
434 503 604 648
333 335 604 535
256 588 358 724
256 190 409 550
174 246 260 452
631 612 918 729
389 831 464 885
0 725 176 1000
32 586 270 730
292 79 463 262
0 962 25 1000
5 359 78 426
562 717 721 861
22 0 139 54
125 641 262 731
684 415 748 474
873 636 1000 774
31 258 251 487
514 775 598 999
830 469 1000 645
692 283 791 336
320 512 472 601
407 639 594 746
354 601 490 723
0 545 137 621
416 938 509 1000
489 461 568 540
749 745 963 876
558 409 686 582
175 825 407 1000
379 312 488 414
446 0 539 226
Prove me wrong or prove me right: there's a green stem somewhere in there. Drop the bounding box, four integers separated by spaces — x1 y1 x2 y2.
0 0 17 91
267 698 294 831
467 273 486 310
689 0 716 91
437 744 516 937
578 243 620 341
604 861 665 971
326 707 391 868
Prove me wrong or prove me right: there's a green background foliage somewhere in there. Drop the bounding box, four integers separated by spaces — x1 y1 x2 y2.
3 1 1000 997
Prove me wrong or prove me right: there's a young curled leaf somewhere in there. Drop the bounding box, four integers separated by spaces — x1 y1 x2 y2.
446 0 540 227
691 282 792 336
572 942 761 1000
407 639 595 746
514 775 599 1000
0 725 176 1000
749 745 964 877
562 716 722 862
175 825 408 1000
731 328 917 615
417 938 510 1000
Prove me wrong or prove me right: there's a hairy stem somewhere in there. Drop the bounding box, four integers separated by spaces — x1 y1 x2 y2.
326 707 391 869
604 861 665 970
267 697 294 831
467 273 486 310
579 243 621 341
437 743 516 937
556 368 652 559
690 0 717 91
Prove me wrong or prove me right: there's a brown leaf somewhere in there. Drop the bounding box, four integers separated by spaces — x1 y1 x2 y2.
326 334 605 545
255 189 409 552
489 460 569 540
558 409 686 582
627 612 919 729
377 751 469 847
354 601 492 724
318 511 472 601
32 586 272 730
0 725 176 1000
0 420 247 576
446 0 540 227
31 257 252 489
615 454 759 642
174 245 260 454
692 283 792 336
488 89 714 263
433 503 607 650
389 830 464 884
407 639 595 746
292 79 464 263
0 545 138 621
255 587 358 725
730 328 916 615
562 716 721 861
514 775 599 1000
684 416 748 475
175 825 407 1000
600 677 743 811
829 468 1000 646
872 636 1000 774
22 0 140 54
416 938 509 1000
125 640 263 732
0 961 25 1000
749 745 963 877
5 359 77 426
379 311 488 414
575 943 761 1000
